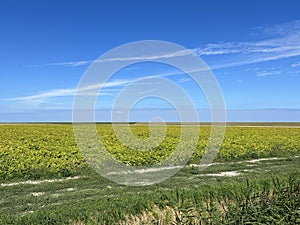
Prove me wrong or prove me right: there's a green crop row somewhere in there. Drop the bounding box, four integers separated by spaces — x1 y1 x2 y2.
0 124 299 181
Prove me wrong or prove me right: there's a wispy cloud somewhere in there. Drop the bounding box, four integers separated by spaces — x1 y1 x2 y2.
42 49 195 67
256 70 281 77
6 68 198 105
40 20 300 69
261 20 300 36
196 20 300 66
7 80 130 102
209 48 300 71
178 77 191 83
12 20 300 108
45 60 92 67
291 62 300 67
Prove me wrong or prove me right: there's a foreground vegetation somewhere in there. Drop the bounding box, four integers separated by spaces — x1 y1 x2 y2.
0 157 299 224
0 124 299 224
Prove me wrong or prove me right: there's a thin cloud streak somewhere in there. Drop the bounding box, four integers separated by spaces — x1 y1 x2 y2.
210 50 300 70
6 68 201 104
7 80 130 102
41 21 300 67
45 60 92 67
43 49 195 67
291 62 300 67
256 70 281 77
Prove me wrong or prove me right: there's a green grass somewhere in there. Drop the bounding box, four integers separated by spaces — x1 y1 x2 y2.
0 156 299 224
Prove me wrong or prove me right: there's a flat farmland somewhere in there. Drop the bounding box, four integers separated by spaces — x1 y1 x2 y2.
0 124 299 224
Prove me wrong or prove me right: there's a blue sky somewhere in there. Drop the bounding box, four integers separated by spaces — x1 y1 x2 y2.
1 0 300 122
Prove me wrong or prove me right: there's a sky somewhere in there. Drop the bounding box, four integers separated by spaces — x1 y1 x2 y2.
0 0 300 122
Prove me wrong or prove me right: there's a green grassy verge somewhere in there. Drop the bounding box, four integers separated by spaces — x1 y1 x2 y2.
0 157 299 224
